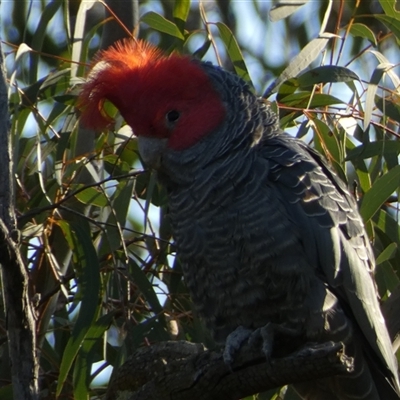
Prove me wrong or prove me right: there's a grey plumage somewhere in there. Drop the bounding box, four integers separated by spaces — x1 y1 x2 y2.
152 62 400 399
79 42 400 398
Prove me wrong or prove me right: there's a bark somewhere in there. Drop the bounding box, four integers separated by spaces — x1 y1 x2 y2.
105 290 400 400
106 340 350 400
0 44 39 399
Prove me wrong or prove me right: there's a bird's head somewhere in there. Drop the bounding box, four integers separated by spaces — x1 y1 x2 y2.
78 39 227 166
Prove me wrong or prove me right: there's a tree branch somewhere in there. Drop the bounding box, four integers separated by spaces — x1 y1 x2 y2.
105 287 400 400
0 44 38 399
106 340 350 400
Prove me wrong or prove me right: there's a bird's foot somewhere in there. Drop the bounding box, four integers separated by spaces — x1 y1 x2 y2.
223 326 253 365
223 323 302 367
223 324 274 366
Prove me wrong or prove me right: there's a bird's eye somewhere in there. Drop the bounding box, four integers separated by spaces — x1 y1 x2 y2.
166 110 180 123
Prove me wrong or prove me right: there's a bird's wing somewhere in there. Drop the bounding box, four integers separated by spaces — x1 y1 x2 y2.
261 131 399 392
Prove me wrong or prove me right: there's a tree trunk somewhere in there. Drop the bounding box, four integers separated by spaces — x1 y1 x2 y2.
0 44 39 400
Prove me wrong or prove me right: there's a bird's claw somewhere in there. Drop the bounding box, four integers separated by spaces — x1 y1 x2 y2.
223 326 254 365
223 324 274 366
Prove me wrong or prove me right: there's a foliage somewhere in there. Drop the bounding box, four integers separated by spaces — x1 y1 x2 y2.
0 0 400 399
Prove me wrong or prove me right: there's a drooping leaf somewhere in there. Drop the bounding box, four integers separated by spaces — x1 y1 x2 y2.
216 22 252 85
374 209 400 244
379 0 400 19
173 0 190 32
297 65 359 87
30 0 63 80
128 259 164 316
269 1 308 22
348 23 377 45
280 92 344 108
73 312 115 399
346 140 400 161
375 95 400 122
376 243 398 266
277 78 299 99
364 63 394 130
264 33 338 96
359 165 400 222
369 51 400 88
141 12 184 40
56 219 101 396
71 0 99 78
103 154 131 176
311 119 343 165
375 15 400 41
74 185 109 207
102 179 134 254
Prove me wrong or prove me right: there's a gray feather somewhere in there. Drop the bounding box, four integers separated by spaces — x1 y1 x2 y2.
151 62 400 400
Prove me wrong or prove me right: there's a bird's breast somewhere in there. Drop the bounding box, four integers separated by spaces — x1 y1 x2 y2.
168 175 318 343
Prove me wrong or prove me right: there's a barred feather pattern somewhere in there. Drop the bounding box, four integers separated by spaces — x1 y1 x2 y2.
157 63 400 400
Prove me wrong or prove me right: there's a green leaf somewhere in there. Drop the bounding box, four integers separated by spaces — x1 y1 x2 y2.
345 138 372 193
73 312 115 399
117 138 140 167
369 51 400 89
113 179 134 227
297 65 359 87
379 0 400 19
376 242 398 265
346 140 400 161
74 186 109 207
216 22 252 85
56 220 101 396
277 78 299 100
311 119 342 164
20 77 46 106
30 0 63 80
127 315 170 348
21 222 44 238
264 33 338 96
375 95 400 122
9 43 32 94
279 110 302 129
141 12 184 40
128 260 164 315
375 15 400 41
373 209 400 244
280 92 343 108
349 23 377 45
375 260 400 296
46 103 70 126
192 38 212 59
173 0 190 32
359 164 400 222
364 63 393 129
104 154 131 176
269 1 308 22
71 1 98 78
103 179 134 253
40 69 71 97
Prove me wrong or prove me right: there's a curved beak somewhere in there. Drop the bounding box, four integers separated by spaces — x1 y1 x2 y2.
137 136 168 169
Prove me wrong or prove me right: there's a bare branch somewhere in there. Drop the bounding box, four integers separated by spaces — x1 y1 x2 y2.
105 289 400 400
106 340 350 400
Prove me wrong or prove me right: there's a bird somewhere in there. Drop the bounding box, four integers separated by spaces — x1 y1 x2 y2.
78 39 400 399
